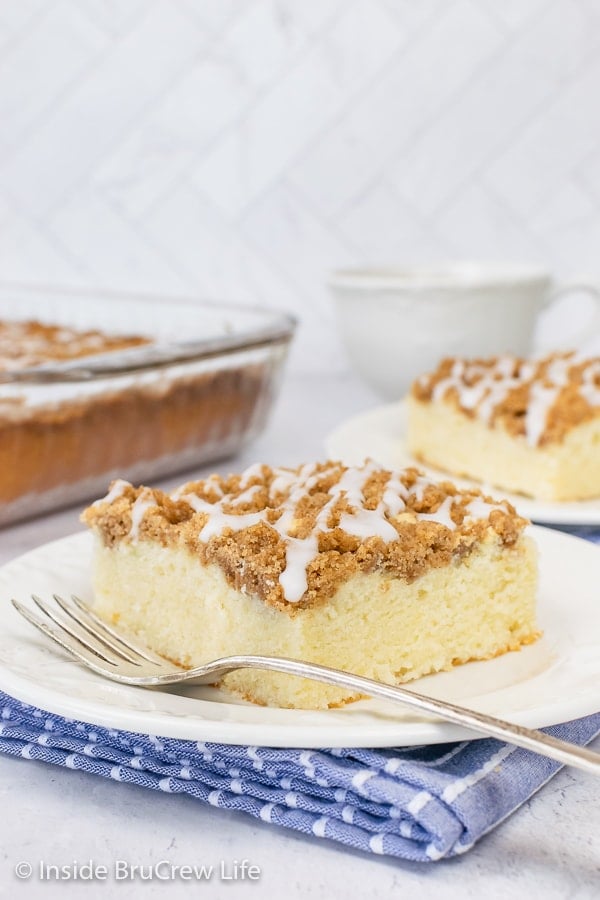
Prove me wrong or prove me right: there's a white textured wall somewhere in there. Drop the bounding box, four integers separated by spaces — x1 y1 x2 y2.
1 0 600 370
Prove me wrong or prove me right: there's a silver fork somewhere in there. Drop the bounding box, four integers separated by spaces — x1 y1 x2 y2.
11 593 600 776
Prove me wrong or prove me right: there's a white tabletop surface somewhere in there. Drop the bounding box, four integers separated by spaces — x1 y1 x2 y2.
0 371 598 899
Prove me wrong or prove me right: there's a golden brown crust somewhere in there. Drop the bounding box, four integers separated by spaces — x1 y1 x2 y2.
412 351 600 446
82 461 528 613
0 319 149 371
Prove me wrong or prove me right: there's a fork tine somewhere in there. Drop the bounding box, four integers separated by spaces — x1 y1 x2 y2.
50 594 149 666
69 595 169 666
12 598 119 668
30 594 136 667
11 599 154 683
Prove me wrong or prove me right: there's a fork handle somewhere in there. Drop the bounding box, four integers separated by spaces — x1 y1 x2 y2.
183 656 600 776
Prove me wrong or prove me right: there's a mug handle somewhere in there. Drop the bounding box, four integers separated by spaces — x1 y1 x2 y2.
537 281 600 352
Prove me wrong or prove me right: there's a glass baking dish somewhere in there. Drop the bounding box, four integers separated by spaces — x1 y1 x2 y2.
0 283 295 526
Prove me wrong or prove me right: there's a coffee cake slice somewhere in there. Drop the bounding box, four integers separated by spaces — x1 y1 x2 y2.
82 460 538 709
408 352 600 502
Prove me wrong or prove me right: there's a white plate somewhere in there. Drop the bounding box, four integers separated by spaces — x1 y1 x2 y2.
0 531 598 748
326 401 600 526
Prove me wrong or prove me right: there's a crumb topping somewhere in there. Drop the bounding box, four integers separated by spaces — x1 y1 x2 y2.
411 351 600 446
0 320 150 371
82 460 527 612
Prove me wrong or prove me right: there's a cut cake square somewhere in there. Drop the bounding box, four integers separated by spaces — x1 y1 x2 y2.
82 460 538 709
408 351 600 501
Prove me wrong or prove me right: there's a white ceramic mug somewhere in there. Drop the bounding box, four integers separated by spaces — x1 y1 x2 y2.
329 263 600 399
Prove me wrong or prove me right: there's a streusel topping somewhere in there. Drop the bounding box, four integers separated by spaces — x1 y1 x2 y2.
83 461 527 612
412 351 600 446
0 320 150 371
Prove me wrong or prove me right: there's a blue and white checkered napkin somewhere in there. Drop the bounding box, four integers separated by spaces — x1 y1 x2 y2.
1 525 598 863
0 691 598 862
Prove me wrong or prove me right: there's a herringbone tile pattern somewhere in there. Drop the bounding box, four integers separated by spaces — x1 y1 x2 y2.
0 0 599 369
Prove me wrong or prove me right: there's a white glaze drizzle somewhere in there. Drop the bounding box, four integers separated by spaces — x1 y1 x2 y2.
238 462 265 488
462 497 505 520
523 357 570 446
181 493 264 541
277 535 318 602
410 471 444 503
92 478 131 506
525 382 560 446
129 491 155 541
327 464 400 543
169 461 504 604
429 352 600 446
228 483 263 507
381 471 409 516
432 356 522 426
418 496 455 529
204 475 224 498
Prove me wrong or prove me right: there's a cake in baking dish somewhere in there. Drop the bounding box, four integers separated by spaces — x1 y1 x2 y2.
82 460 539 710
408 351 600 502
0 319 150 370
0 317 282 525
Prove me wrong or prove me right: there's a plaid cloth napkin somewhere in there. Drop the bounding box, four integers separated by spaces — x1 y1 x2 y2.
0 691 598 862
0 525 598 863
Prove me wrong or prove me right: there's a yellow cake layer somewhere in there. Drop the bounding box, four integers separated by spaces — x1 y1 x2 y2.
91 533 538 710
407 395 600 501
